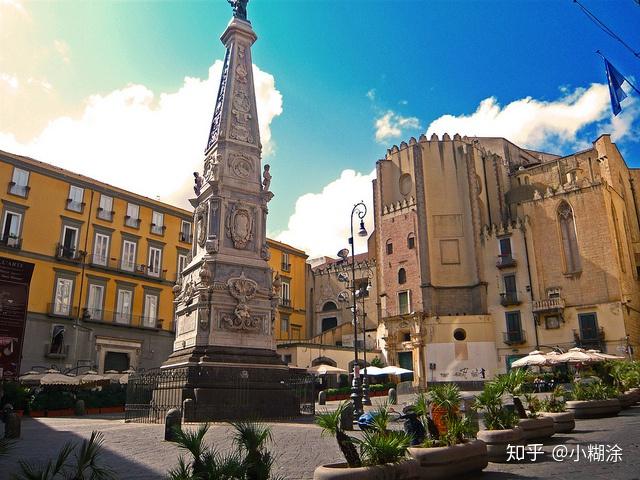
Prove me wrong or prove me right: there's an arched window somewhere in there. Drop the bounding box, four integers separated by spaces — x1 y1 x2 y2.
322 301 338 312
386 239 393 255
398 268 407 284
558 201 581 273
407 233 415 249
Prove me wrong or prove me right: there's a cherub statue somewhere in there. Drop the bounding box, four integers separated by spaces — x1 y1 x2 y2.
262 164 272 192
228 0 248 20
193 172 203 196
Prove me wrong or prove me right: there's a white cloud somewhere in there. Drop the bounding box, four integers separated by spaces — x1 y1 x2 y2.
425 83 636 150
0 72 19 90
276 169 376 258
374 110 420 143
0 61 283 208
366 88 376 101
53 39 70 64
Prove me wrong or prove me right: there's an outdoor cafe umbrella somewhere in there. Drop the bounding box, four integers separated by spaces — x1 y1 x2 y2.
511 350 553 368
554 347 593 364
307 365 348 375
118 368 136 385
40 369 80 386
78 370 109 385
585 349 625 361
360 366 386 376
380 366 413 375
18 370 44 384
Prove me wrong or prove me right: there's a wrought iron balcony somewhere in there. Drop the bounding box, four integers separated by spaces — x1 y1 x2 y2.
87 254 166 280
150 223 165 235
124 216 141 228
280 298 292 308
179 232 192 243
7 182 29 197
66 199 85 213
0 234 22 249
47 303 79 318
97 208 115 221
503 330 526 345
500 292 520 306
55 243 83 262
281 262 291 272
573 328 605 350
496 254 517 269
532 297 565 313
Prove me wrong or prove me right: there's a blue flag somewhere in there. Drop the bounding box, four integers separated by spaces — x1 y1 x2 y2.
604 58 628 116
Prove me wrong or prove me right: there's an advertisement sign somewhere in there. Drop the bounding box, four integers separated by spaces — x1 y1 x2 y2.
0 256 35 380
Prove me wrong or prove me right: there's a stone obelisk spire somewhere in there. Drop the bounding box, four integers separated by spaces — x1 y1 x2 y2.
167 0 279 369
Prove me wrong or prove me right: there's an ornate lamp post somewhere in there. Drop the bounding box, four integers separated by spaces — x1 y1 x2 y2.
356 267 373 406
337 201 368 417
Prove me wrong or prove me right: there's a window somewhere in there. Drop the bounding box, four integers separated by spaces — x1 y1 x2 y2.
403 332 411 342
398 268 407 284
505 311 523 343
281 252 290 271
177 254 188 277
281 280 291 306
499 237 512 257
180 220 192 243
9 167 29 197
321 317 337 331
49 325 65 355
578 313 599 341
407 233 415 249
281 314 290 334
86 284 104 320
453 328 467 341
59 225 79 259
558 201 581 273
143 293 158 327
121 240 137 271
386 240 393 255
67 186 84 212
93 233 110 266
148 246 162 277
104 351 130 372
125 203 140 228
151 211 164 235
502 274 518 304
115 288 133 323
1 210 22 248
53 277 74 316
97 194 113 221
322 301 337 312
398 290 410 315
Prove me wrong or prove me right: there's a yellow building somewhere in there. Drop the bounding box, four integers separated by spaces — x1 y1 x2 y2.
267 238 309 341
0 150 193 373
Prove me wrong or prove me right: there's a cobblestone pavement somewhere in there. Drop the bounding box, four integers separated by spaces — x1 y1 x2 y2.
1 403 639 479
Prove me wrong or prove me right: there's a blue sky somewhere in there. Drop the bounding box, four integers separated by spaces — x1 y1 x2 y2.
1 0 639 257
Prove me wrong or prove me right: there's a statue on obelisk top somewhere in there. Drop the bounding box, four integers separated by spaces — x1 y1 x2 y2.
228 0 249 21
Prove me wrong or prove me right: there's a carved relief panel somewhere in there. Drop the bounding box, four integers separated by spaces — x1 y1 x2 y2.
226 201 254 249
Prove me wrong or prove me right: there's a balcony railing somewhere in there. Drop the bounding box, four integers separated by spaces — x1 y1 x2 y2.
125 216 141 228
280 298 292 307
97 208 114 221
500 292 520 306
151 224 165 235
503 330 526 345
179 232 192 243
496 254 517 269
0 235 22 249
55 244 83 262
66 199 85 213
281 263 291 272
8 182 29 197
573 328 605 350
87 254 166 280
47 303 79 318
83 309 164 329
532 297 565 313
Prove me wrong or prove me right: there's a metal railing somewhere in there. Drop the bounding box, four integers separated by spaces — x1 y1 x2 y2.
87 254 166 280
125 216 141 228
281 262 291 271
8 182 29 197
532 297 565 312
500 292 520 306
280 298 292 307
83 309 164 329
47 303 79 318
496 254 517 268
97 208 114 221
503 330 526 345
55 243 83 262
179 232 192 243
0 235 22 249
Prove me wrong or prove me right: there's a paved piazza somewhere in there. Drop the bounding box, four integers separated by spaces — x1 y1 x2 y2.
1 402 639 479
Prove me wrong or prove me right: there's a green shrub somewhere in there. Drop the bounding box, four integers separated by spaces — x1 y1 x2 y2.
0 382 32 411
568 379 618 401
539 386 567 413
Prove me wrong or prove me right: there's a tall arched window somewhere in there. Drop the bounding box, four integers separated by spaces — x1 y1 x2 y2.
322 301 338 312
407 233 415 249
558 201 581 273
398 268 407 284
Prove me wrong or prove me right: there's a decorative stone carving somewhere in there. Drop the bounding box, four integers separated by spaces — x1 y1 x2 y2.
204 153 221 183
205 235 219 254
260 243 270 260
199 265 211 285
226 202 254 249
221 273 260 330
177 280 196 305
533 189 542 201
270 272 282 319
195 203 209 248
198 288 212 330
193 172 204 196
230 153 253 179
262 164 272 192
205 50 230 152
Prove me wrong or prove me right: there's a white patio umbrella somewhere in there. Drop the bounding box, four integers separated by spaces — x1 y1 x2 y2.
19 370 44 384
78 370 109 384
307 364 348 375
360 366 386 376
40 369 80 385
380 366 413 375
511 350 551 368
585 349 625 361
118 368 136 384
554 347 593 364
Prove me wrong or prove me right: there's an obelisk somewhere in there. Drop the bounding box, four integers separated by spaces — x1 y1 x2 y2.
163 0 295 421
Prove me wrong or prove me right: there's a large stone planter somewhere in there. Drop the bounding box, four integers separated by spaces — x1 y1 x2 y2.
518 417 555 440
476 427 523 463
565 399 621 419
618 391 636 409
629 388 640 404
313 460 418 480
408 439 488 479
540 411 575 433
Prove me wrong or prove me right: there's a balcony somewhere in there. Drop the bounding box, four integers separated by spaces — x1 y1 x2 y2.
532 297 565 313
47 303 79 318
0 234 22 250
500 292 520 306
496 254 517 269
573 328 605 350
179 232 193 243
45 344 70 359
281 262 291 272
55 243 83 262
503 330 527 345
280 298 292 308
150 224 165 235
7 182 29 197
124 216 141 228
87 254 167 280
66 199 85 213
97 208 114 221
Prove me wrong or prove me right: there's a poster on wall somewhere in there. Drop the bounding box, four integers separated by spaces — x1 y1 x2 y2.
0 256 35 380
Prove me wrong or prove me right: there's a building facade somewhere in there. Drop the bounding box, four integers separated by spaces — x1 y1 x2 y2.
1 150 193 374
374 134 639 387
267 238 309 341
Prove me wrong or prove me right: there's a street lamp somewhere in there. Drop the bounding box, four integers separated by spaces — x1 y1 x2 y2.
338 201 368 417
356 273 373 406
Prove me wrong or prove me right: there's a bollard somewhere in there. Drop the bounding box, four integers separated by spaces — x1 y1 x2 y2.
388 388 397 405
318 390 326 405
75 399 86 416
164 408 182 442
340 401 354 431
2 404 21 439
182 398 194 423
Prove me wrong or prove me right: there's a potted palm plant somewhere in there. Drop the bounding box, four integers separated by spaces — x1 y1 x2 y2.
473 381 523 463
428 383 460 435
538 386 575 433
610 361 640 408
565 378 621 418
313 402 417 480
